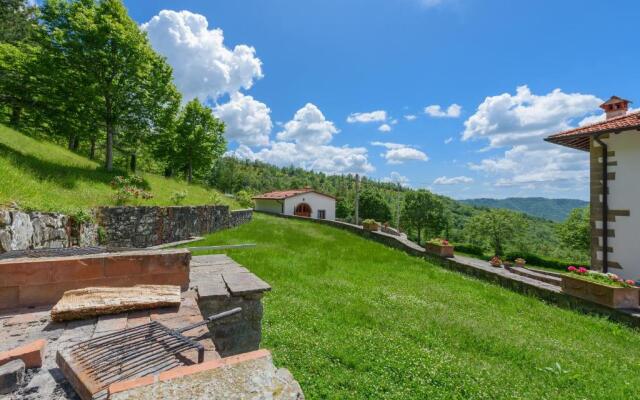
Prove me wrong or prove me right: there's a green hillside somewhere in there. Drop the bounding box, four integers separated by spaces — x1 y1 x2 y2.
186 214 640 399
460 197 589 221
0 124 238 214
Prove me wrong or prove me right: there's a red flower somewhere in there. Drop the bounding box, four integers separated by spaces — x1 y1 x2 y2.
577 267 588 274
567 266 577 272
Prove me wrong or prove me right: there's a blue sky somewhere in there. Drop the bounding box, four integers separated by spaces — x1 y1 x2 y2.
125 0 640 200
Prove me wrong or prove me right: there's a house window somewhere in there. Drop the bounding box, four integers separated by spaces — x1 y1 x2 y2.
317 210 326 219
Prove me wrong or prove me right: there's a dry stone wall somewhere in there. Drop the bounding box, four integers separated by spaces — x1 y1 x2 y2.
96 206 253 248
0 210 97 253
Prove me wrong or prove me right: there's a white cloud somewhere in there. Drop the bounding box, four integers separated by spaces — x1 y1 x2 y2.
213 92 272 147
462 86 601 192
404 114 417 121
378 124 392 132
444 137 453 144
276 103 338 145
347 110 387 123
229 103 374 175
462 85 601 148
371 142 428 164
425 103 462 118
433 176 474 185
382 172 410 187
141 10 263 101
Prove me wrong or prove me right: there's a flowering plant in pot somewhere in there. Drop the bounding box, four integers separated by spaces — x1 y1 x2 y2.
515 258 526 267
489 256 502 268
425 238 454 258
562 266 640 309
362 219 379 232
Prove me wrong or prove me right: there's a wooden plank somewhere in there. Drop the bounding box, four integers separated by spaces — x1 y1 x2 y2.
51 285 181 322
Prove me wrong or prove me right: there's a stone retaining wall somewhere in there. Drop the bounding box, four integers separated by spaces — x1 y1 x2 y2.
0 210 98 253
96 206 253 248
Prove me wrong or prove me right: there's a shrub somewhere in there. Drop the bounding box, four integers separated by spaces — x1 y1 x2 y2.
427 238 450 246
110 175 153 205
504 251 587 271
363 219 377 225
170 190 187 205
454 243 485 257
236 190 253 208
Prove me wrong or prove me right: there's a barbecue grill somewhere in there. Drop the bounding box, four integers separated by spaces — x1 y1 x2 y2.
57 307 241 400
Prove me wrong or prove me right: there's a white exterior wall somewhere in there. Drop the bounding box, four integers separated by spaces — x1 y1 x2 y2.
283 193 336 220
605 131 640 280
254 199 283 214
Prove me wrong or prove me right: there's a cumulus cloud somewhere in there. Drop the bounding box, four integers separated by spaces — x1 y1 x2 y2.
228 103 373 175
433 176 474 185
462 85 601 148
378 124 392 132
382 172 410 187
141 10 263 101
404 114 417 121
347 110 387 123
425 104 462 118
462 86 601 192
371 142 428 164
276 103 339 145
213 92 272 147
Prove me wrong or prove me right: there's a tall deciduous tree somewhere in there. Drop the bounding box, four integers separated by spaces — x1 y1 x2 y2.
400 190 445 244
172 99 226 183
39 0 180 170
359 189 392 223
465 209 527 256
556 207 590 252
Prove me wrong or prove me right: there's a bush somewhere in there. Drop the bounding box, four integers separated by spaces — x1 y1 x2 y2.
236 190 254 208
504 251 587 271
170 190 187 205
110 175 153 205
454 243 485 257
363 219 377 225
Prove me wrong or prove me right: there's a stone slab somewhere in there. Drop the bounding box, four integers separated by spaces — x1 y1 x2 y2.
51 285 181 322
222 272 271 296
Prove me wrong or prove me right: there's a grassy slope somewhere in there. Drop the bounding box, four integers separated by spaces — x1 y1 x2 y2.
187 214 640 400
0 124 238 213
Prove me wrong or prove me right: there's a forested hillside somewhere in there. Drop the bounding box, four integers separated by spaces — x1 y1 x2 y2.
461 197 588 221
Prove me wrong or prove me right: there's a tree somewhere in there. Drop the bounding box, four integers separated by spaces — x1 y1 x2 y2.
39 0 180 170
556 207 590 252
358 189 392 223
400 190 445 244
0 0 38 43
171 99 226 183
465 209 527 256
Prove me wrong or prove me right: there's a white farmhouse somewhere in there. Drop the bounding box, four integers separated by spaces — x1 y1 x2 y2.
546 96 640 279
252 189 336 220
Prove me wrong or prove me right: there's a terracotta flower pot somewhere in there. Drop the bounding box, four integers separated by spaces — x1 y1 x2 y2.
425 243 454 258
363 222 379 232
561 275 640 309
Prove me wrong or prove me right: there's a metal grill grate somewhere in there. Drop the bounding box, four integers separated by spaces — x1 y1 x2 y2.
57 307 241 400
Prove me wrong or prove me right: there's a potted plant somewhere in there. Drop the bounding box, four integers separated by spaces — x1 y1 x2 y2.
561 266 640 309
515 258 526 267
362 219 379 232
425 238 454 258
489 256 502 268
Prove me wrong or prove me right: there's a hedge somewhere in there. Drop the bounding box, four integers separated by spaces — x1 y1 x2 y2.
504 251 589 271
453 243 485 258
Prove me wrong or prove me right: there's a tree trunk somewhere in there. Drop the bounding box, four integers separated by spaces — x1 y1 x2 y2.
106 122 114 171
10 105 21 126
187 162 193 183
417 228 421 245
89 137 96 160
129 152 137 172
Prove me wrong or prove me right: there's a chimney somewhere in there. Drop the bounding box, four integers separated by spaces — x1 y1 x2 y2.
600 96 631 120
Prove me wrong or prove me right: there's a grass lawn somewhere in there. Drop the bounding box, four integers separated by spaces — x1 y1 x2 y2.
187 213 640 400
0 124 238 214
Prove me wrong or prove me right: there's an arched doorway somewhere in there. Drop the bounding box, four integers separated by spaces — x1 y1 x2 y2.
294 203 312 217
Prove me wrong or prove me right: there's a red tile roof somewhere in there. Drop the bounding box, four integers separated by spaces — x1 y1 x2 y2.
252 189 336 200
545 111 640 151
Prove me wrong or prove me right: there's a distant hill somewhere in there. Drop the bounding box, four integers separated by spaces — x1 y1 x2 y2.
459 197 589 222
